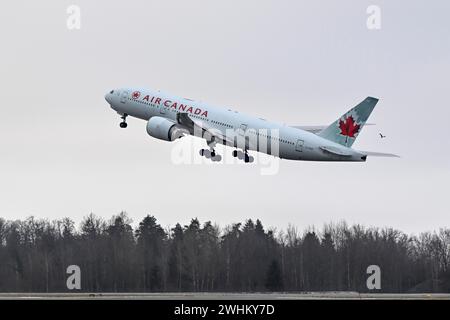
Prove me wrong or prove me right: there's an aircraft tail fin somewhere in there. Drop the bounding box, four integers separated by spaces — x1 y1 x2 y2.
318 97 379 148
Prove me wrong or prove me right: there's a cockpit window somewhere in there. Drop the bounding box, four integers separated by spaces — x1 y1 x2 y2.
110 90 114 94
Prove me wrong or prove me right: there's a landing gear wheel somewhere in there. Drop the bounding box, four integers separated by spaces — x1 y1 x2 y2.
210 151 216 158
232 150 238 157
200 149 205 156
244 154 250 163
119 114 128 128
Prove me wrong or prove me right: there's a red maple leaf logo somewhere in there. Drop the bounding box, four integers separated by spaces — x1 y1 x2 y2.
132 91 141 99
339 115 360 138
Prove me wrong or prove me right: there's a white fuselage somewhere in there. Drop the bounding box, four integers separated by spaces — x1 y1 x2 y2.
105 88 366 162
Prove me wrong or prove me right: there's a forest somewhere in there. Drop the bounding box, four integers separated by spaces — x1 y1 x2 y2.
0 213 449 292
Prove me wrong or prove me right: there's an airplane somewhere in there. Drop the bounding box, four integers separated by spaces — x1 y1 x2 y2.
104 88 398 163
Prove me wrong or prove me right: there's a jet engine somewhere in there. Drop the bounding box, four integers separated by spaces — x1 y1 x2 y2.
146 116 189 141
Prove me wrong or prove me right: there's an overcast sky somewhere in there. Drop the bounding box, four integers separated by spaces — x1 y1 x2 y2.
0 0 449 234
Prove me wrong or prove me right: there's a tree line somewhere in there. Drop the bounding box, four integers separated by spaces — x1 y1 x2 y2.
0 213 449 292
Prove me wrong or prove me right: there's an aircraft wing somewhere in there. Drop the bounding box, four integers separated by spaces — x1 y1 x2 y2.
176 112 196 130
176 113 234 145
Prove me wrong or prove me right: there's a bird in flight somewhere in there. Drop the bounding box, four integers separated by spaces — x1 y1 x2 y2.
379 133 386 139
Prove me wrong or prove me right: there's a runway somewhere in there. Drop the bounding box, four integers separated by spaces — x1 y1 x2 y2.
0 292 449 300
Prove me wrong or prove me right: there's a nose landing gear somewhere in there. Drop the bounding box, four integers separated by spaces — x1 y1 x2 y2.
119 114 128 128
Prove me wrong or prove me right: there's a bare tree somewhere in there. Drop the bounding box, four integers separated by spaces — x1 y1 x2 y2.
0 214 449 293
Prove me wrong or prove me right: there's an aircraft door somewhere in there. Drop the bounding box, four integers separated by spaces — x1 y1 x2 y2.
238 124 247 136
295 139 304 152
120 91 128 103
235 124 248 149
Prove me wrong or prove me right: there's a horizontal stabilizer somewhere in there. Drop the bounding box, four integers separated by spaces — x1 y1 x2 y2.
291 125 326 134
320 146 353 156
291 124 375 135
360 151 400 158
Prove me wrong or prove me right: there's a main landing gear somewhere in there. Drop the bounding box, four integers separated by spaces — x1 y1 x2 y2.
232 149 254 163
199 148 222 162
119 114 128 128
198 138 254 163
199 139 222 162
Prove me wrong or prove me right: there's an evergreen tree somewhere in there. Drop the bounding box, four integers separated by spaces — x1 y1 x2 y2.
135 215 167 291
265 259 283 291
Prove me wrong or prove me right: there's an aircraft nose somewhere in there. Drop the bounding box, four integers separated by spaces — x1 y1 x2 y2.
105 90 113 104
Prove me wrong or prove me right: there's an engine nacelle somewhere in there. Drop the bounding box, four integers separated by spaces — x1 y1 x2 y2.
146 116 188 141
